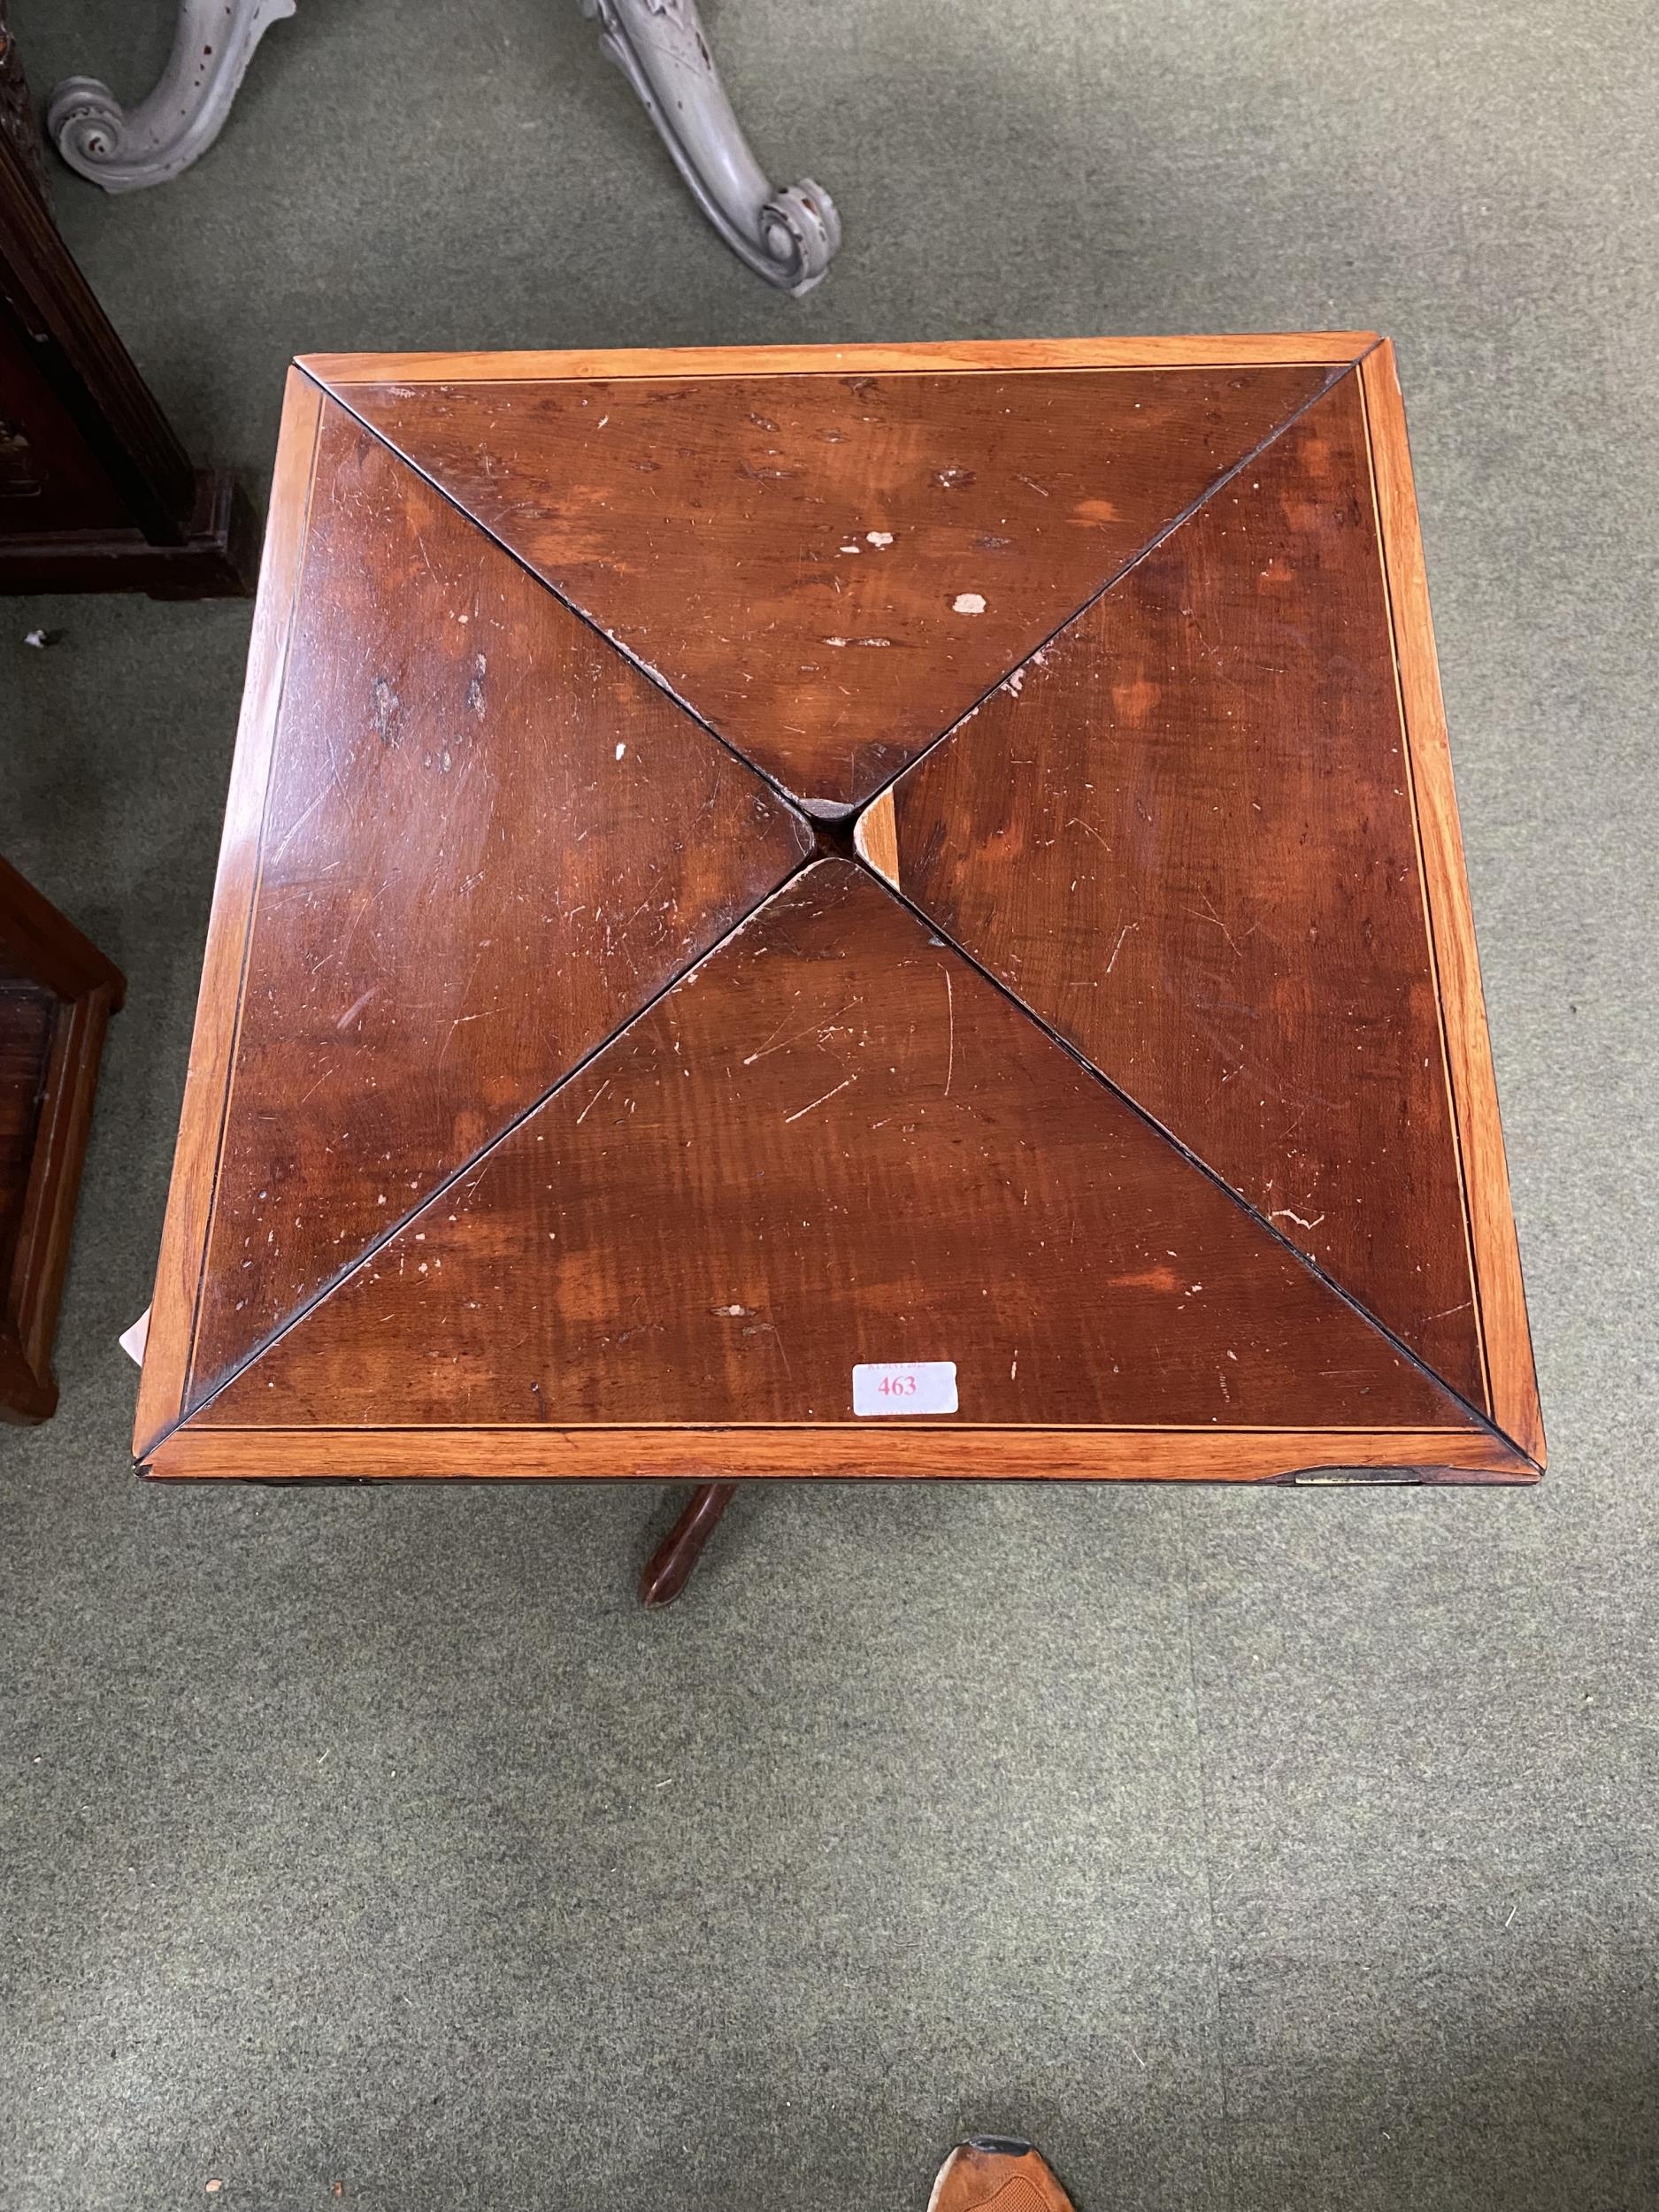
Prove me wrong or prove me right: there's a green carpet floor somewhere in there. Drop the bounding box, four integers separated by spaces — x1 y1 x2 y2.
3 3 1655 2206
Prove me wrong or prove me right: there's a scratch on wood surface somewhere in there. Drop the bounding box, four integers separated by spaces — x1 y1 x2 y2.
1105 920 1138 974
743 1000 859 1066
1193 894 1242 957
943 970 955 1094
745 1317 794 1377
784 1076 855 1124
575 1079 611 1125
267 784 332 866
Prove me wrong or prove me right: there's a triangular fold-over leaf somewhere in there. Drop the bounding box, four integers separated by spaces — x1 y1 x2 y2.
185 399 810 1407
326 365 1336 809
195 862 1480 1435
884 373 1486 1406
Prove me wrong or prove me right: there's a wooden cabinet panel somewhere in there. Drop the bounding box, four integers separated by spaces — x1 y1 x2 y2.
0 858 123 1422
0 96 254 595
0 312 132 532
0 983 55 1274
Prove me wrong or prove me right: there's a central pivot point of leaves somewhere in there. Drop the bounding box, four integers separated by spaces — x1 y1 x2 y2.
810 811 860 861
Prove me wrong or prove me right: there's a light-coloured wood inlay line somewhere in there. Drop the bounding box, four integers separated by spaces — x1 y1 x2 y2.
134 370 326 1462
299 333 1382 389
144 1424 1537 1483
1357 343 1545 1468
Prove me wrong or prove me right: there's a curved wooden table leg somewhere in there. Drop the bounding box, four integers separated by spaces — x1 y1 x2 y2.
928 2138 1076 2212
638 1480 737 1608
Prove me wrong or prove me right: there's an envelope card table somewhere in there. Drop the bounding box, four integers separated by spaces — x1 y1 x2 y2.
133 335 1545 1601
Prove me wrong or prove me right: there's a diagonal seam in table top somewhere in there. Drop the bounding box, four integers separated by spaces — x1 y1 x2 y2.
173 398 814 1425
859 366 1502 1437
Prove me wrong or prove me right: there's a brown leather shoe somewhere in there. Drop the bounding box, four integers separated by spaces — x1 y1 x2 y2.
927 2137 1077 2212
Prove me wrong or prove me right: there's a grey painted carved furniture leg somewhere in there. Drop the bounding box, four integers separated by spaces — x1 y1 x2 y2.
581 0 840 292
47 0 841 291
49 0 296 193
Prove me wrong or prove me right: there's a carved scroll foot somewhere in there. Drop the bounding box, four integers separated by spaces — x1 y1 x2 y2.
581 0 841 294
48 0 296 193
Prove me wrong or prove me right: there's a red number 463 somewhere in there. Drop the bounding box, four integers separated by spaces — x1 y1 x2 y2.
879 1373 917 1396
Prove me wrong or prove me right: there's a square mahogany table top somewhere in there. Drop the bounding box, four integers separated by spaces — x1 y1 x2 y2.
136 334 1544 1483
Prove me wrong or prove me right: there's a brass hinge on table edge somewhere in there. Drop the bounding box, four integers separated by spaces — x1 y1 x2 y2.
1281 1469 1424 1486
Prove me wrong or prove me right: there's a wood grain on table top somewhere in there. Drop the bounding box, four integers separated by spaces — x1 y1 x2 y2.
883 371 1486 1407
136 339 1541 1478
136 369 327 1455
196 862 1481 1437
181 397 810 1411
330 364 1334 809
1356 343 1544 1463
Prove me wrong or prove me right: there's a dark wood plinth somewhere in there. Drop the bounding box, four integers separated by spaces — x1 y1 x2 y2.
0 65 257 602
0 466 258 598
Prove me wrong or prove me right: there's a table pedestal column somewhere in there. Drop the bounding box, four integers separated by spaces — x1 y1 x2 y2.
639 1481 738 1608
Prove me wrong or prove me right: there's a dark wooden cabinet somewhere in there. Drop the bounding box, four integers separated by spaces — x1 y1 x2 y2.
0 13 254 596
0 858 123 1422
